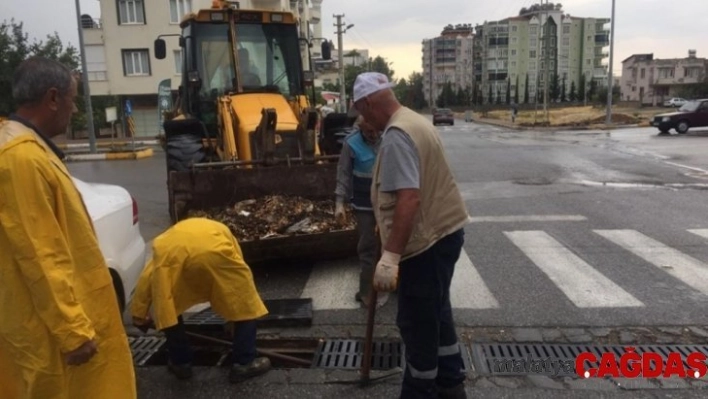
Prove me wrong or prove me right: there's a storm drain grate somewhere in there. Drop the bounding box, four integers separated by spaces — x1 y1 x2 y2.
128 336 166 366
184 298 313 330
313 339 471 371
472 343 708 376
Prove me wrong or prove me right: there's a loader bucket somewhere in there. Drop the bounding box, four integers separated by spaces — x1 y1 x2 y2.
168 162 359 264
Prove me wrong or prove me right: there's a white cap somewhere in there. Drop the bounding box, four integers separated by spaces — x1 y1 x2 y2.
352 72 395 103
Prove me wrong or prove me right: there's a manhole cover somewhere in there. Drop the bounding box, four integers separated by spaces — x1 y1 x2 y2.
184 298 313 330
472 343 708 376
313 339 471 371
129 336 166 366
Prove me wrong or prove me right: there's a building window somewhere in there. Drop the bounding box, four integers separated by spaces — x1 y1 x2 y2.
562 37 570 46
170 0 192 24
511 61 517 68
530 26 538 35
529 50 537 58
512 37 518 44
173 50 182 74
640 68 646 79
511 49 517 56
118 0 145 25
563 25 570 34
122 49 150 76
512 26 518 32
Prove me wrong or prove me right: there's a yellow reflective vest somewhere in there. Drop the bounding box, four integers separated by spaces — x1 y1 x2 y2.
131 218 268 330
0 120 136 399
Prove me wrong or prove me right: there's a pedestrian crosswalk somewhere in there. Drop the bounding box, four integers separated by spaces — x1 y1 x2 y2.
301 228 708 311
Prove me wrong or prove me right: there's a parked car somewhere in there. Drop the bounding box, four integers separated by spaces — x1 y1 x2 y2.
73 177 147 313
433 108 454 126
664 97 687 108
651 99 708 134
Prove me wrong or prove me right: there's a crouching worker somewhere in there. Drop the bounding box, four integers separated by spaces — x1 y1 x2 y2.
130 217 271 383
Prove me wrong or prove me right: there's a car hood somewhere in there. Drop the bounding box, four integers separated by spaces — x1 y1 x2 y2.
71 178 131 222
655 111 688 118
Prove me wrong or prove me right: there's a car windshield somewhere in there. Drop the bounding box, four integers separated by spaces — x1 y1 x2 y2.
679 101 700 112
437 108 452 114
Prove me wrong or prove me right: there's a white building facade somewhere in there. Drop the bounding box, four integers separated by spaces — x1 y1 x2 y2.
422 24 474 107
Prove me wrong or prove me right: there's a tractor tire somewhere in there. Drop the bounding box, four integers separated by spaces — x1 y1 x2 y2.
165 133 206 173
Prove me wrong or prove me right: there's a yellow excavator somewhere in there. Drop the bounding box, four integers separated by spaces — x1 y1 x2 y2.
153 0 356 263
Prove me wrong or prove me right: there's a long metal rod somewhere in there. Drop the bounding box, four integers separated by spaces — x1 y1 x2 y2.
191 155 340 169
605 0 616 125
74 0 97 153
184 331 312 367
361 229 382 383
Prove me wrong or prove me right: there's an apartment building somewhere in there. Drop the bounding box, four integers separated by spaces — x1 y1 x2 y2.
621 50 708 106
473 3 609 104
422 24 475 107
81 0 323 137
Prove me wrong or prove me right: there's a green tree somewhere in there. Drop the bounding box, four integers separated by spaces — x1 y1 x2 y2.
569 80 577 102
0 19 79 115
524 74 530 104
560 77 567 102
514 76 520 104
505 79 511 105
588 79 598 103
578 75 587 103
488 85 493 104
456 87 466 106
407 72 427 109
394 77 409 105
550 74 560 102
496 87 502 104
368 56 394 79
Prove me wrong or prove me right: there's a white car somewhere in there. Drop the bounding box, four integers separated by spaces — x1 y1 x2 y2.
664 97 687 107
73 178 147 313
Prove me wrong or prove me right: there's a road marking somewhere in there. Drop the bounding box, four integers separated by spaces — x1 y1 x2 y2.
688 229 708 240
505 231 644 308
595 229 708 296
450 249 499 309
301 259 360 310
469 215 587 223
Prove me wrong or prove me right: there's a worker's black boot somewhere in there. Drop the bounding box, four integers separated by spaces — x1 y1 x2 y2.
229 357 272 383
167 361 193 380
438 383 467 399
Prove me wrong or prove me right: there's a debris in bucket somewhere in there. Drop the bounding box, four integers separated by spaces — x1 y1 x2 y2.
187 195 356 241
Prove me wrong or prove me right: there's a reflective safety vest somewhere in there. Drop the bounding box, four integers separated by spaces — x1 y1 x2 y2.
346 131 377 211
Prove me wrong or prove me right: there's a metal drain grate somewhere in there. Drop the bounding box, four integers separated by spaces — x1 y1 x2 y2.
472 343 708 376
313 339 472 371
184 298 313 330
128 336 166 366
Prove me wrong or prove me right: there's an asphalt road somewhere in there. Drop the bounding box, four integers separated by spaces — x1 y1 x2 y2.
67 121 708 330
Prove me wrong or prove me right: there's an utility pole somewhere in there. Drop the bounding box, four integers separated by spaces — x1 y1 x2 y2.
543 0 550 124
74 0 97 153
333 14 353 113
605 0 616 125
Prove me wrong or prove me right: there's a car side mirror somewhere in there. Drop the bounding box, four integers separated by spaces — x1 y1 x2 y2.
155 39 167 60
302 70 314 87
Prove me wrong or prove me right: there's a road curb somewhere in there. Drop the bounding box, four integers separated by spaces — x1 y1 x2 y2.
65 147 154 162
56 140 159 149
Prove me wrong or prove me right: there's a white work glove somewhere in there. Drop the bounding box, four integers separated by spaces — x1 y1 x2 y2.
373 250 401 292
335 198 346 223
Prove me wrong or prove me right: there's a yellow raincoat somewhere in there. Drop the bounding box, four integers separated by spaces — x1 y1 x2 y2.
131 218 268 330
0 120 136 399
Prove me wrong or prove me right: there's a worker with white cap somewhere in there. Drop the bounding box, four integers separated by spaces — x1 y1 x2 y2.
351 71 471 399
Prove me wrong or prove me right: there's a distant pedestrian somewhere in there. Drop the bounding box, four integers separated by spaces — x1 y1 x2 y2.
511 102 519 123
351 71 471 399
334 114 386 308
0 56 136 399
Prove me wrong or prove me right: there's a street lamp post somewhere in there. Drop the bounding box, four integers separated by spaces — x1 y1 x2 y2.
74 0 97 153
605 0 616 125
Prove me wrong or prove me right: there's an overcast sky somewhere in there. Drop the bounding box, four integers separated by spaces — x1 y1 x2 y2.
2 0 706 81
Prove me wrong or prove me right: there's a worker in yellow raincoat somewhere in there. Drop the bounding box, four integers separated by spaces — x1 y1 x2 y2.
0 341 21 399
0 57 136 398
131 217 271 383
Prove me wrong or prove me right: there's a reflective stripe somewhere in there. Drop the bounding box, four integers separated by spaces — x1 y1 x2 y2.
438 343 460 357
407 363 438 379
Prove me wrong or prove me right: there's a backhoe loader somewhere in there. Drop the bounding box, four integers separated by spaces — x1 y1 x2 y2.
154 1 356 263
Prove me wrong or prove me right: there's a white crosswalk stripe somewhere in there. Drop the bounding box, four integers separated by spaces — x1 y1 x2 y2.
595 229 708 296
504 231 644 308
450 249 499 309
688 229 708 240
300 258 361 311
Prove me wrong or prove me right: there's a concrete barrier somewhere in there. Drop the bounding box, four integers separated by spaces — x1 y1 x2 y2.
65 147 154 162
